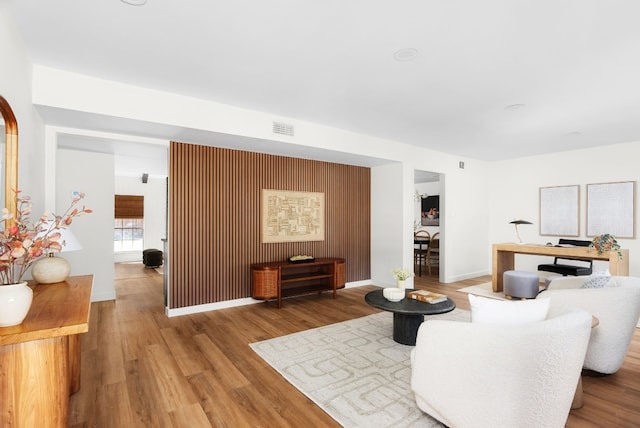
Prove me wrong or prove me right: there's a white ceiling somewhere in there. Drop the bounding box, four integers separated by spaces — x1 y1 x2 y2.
8 0 640 168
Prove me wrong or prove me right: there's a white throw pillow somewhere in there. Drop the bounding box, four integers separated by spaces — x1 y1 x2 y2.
580 270 616 289
469 294 550 325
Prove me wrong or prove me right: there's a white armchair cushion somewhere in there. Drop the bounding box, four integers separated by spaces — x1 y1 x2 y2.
469 294 550 325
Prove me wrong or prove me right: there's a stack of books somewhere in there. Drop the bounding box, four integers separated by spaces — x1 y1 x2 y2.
407 290 448 304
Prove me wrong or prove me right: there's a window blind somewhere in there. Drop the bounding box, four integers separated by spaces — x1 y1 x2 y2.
114 195 144 219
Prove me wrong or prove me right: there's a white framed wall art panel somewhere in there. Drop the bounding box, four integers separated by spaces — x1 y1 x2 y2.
587 181 636 238
539 185 580 237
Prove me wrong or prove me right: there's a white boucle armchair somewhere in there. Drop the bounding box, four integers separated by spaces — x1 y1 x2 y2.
544 275 640 374
410 303 592 428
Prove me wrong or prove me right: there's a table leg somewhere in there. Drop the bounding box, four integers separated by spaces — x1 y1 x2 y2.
609 250 629 276
492 248 515 292
393 312 425 346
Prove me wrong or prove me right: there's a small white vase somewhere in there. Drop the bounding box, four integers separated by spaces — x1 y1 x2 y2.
0 282 33 327
397 279 406 290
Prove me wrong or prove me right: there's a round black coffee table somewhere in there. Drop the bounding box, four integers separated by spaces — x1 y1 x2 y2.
365 288 456 345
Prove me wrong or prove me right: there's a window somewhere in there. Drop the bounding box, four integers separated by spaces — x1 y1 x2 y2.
114 195 144 252
114 218 144 251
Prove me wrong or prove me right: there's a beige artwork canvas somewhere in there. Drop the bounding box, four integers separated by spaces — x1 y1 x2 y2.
261 189 325 243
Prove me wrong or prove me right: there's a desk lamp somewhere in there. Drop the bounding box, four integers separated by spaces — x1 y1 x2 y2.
509 219 532 244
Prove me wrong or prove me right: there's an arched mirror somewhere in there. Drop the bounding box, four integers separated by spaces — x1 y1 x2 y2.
0 95 18 218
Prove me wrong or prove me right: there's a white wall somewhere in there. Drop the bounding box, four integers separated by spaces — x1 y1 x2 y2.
371 163 408 287
56 149 116 301
438 161 492 281
0 4 44 209
489 140 640 277
114 176 167 263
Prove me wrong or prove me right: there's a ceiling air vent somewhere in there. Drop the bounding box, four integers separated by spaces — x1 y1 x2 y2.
273 121 294 137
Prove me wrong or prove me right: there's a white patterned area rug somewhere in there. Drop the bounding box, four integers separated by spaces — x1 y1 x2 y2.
250 309 470 428
457 281 507 300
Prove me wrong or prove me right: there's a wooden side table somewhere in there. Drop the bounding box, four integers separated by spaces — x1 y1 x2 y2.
0 275 93 427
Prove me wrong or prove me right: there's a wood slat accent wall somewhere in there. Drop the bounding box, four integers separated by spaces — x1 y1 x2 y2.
169 142 371 309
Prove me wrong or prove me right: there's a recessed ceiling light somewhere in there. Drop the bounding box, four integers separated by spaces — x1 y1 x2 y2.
504 103 525 111
393 48 418 62
563 131 582 137
121 0 147 5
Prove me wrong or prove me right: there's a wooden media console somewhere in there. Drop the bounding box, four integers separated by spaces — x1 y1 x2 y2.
251 258 346 308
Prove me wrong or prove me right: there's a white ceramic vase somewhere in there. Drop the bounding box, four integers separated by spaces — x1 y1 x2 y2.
0 282 33 327
31 254 70 284
397 279 406 290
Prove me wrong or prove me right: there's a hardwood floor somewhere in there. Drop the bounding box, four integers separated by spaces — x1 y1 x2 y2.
69 264 640 427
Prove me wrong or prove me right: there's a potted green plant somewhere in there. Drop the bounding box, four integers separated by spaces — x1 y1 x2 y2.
590 234 623 259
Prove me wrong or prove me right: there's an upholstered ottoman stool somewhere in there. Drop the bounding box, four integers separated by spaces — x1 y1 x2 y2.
143 249 163 268
503 270 539 299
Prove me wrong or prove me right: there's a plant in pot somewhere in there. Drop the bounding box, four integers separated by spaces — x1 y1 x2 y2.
392 267 414 290
0 191 91 327
590 234 623 259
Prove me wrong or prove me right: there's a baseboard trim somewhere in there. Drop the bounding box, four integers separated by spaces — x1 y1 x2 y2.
91 290 117 302
166 297 261 317
445 270 491 283
344 279 372 288
165 280 372 317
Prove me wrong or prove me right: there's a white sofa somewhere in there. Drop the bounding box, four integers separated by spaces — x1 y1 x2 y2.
544 275 640 374
410 302 592 428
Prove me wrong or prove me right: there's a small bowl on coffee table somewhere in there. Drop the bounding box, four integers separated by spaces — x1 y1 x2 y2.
383 287 405 302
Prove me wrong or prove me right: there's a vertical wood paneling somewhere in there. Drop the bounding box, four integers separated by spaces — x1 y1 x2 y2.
169 142 371 309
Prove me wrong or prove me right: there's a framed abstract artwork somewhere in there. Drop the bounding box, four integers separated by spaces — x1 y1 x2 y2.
587 181 635 238
261 189 325 243
539 185 579 236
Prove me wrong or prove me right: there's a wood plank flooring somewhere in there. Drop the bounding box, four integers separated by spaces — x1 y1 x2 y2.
69 264 640 427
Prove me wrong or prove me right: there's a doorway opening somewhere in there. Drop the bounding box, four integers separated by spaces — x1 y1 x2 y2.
414 170 442 280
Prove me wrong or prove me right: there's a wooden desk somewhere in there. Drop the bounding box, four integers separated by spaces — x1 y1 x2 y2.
0 275 93 427
492 243 629 292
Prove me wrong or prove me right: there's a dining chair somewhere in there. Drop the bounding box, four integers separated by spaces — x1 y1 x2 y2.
414 230 430 276
426 232 439 276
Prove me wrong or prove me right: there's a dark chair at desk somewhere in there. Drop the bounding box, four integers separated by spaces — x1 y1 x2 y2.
538 239 593 276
